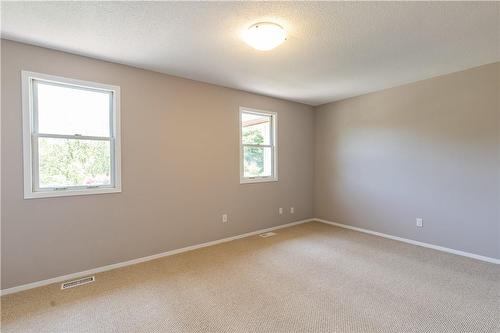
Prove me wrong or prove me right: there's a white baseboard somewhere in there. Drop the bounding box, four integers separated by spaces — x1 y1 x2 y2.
3 217 497 296
315 218 500 265
1 218 314 296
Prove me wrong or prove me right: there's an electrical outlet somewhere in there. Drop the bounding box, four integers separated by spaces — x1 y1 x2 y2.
416 218 423 227
279 208 283 215
290 207 295 214
222 214 228 223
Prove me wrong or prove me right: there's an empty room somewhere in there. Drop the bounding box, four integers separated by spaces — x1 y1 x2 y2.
1 1 499 332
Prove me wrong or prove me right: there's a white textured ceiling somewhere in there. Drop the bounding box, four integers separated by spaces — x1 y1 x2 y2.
2 2 499 106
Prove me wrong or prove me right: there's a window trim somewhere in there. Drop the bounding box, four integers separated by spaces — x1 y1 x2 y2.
239 106 278 184
21 71 122 199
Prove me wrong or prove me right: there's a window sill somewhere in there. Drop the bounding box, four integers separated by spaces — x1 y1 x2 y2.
240 177 278 184
24 186 121 199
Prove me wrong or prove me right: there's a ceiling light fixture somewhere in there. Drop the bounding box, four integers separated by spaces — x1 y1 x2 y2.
242 22 287 51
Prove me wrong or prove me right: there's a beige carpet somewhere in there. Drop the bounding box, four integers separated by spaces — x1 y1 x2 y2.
1 222 499 333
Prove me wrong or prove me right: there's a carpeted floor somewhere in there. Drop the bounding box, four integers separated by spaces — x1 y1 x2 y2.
1 221 499 333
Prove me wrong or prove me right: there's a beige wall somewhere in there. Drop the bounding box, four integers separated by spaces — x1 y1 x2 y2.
1 40 315 289
314 62 500 259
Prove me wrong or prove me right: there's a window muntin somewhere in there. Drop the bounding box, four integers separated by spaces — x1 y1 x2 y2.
240 107 277 183
22 71 121 198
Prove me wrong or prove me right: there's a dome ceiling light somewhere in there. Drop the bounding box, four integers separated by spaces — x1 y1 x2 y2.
242 22 287 51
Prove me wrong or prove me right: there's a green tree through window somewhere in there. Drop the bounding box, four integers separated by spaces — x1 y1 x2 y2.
39 138 111 188
243 129 264 176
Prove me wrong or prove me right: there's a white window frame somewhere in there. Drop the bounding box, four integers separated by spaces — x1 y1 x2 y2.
21 71 121 199
239 107 278 184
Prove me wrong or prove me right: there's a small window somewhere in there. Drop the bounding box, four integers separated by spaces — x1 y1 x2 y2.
22 71 121 198
239 107 277 183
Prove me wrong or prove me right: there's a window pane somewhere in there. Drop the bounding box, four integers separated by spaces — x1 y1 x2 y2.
36 80 111 137
38 137 111 188
241 112 271 145
243 146 273 178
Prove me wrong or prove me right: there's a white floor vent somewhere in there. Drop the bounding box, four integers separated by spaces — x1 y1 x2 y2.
259 232 276 238
61 276 95 290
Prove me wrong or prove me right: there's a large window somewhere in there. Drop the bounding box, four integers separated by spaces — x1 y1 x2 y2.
22 71 121 198
239 107 277 183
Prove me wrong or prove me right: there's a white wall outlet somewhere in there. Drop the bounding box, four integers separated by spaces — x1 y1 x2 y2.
290 207 295 214
278 208 283 215
222 214 228 223
416 218 423 227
